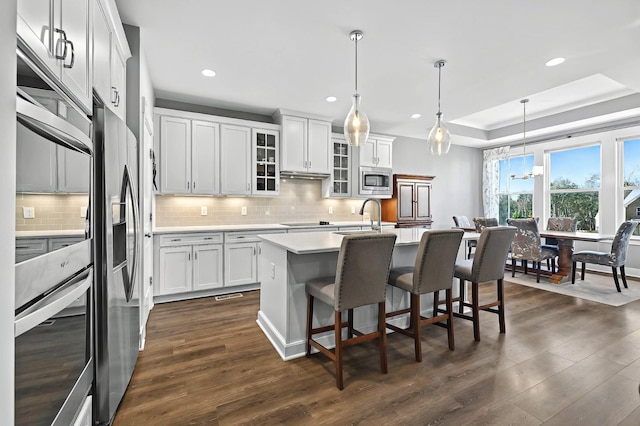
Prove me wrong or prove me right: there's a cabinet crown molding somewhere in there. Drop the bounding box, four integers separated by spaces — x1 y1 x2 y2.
272 108 333 123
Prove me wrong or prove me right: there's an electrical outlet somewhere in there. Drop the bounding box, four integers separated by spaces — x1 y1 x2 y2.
201 206 208 216
351 206 356 214
265 209 270 216
328 206 333 215
241 206 247 216
22 207 35 219
80 206 88 218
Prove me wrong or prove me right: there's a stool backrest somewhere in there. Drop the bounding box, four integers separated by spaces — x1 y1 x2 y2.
453 216 472 228
610 221 639 267
471 226 516 283
334 233 397 311
413 229 464 294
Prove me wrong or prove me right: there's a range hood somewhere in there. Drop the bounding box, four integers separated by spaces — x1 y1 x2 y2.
279 170 330 180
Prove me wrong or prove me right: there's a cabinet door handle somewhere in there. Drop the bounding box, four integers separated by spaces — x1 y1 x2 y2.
204 237 213 240
258 246 262 255
171 238 181 242
54 28 68 60
246 183 250 191
193 181 196 190
195 252 198 260
115 91 120 107
253 247 256 255
187 181 190 190
63 38 75 68
188 252 191 261
111 87 117 104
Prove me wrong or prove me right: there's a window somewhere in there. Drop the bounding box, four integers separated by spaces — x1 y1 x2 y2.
549 145 600 232
498 155 534 225
623 138 640 235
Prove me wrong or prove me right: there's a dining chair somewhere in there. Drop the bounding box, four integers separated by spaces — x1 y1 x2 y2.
472 217 498 232
507 218 558 283
542 217 577 270
305 233 397 390
386 229 463 362
571 221 638 292
452 216 477 259
449 226 516 341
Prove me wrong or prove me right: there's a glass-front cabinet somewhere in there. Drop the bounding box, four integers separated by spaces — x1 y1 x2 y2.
252 129 279 195
323 136 351 197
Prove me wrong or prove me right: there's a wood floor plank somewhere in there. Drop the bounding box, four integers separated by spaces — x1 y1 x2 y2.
114 283 640 425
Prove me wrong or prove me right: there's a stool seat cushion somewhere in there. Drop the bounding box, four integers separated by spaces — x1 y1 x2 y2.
572 250 613 266
306 276 337 307
454 259 474 282
387 266 414 293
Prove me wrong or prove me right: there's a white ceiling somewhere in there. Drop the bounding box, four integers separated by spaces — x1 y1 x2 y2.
115 0 640 148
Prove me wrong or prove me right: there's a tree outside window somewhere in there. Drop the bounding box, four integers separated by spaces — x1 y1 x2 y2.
549 145 600 232
498 155 534 225
623 138 640 236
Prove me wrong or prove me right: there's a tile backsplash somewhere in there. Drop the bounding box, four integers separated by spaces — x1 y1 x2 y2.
155 179 371 227
16 193 88 231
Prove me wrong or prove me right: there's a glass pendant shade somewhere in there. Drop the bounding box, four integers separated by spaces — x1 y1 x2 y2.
344 94 370 147
427 113 451 155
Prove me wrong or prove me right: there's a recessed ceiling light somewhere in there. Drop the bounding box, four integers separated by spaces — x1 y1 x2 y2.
410 113 421 119
326 96 337 102
545 57 565 67
201 69 216 77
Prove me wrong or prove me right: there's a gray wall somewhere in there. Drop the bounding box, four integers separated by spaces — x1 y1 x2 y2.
1 0 16 420
391 135 483 230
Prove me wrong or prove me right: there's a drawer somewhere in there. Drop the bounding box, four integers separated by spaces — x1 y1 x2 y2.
159 233 223 247
49 237 83 252
15 238 48 263
225 230 283 243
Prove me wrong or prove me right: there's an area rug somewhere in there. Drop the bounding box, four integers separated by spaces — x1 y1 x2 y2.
505 271 640 307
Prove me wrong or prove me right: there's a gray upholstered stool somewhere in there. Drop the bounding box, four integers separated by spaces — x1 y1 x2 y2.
571 221 638 292
453 216 476 259
305 232 396 390
386 229 463 362
451 226 516 341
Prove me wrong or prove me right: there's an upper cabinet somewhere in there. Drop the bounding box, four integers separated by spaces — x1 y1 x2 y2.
220 124 251 196
17 0 93 113
322 135 351 198
252 129 280 196
93 0 130 120
159 115 219 195
273 110 332 176
359 135 393 168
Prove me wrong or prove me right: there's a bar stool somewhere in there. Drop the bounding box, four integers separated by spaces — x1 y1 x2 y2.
450 226 516 341
305 233 397 390
386 229 463 362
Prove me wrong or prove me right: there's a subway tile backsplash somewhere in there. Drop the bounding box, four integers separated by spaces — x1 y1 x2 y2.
16 193 88 231
155 180 369 227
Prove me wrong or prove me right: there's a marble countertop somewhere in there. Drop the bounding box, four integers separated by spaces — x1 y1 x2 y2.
16 229 85 238
259 228 480 255
153 221 395 234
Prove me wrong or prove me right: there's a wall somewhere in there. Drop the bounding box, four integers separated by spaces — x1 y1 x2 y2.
155 180 369 227
15 194 88 232
1 0 16 420
391 135 484 229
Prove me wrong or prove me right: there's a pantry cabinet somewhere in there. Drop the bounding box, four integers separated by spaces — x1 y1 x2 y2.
381 174 434 228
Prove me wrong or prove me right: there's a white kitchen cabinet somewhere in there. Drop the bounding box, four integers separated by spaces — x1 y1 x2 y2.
18 0 93 113
93 0 129 119
252 128 279 195
323 135 351 197
192 120 220 194
57 146 90 192
192 244 223 291
156 233 224 297
224 242 257 287
359 136 393 168
220 124 251 195
275 110 332 175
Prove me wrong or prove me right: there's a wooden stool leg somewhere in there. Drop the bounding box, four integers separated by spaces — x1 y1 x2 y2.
497 278 505 334
306 294 314 356
512 258 516 277
348 308 354 338
472 281 480 341
571 261 577 284
411 293 422 362
612 267 621 293
335 310 343 390
432 290 440 317
580 262 586 280
378 302 388 373
458 279 465 314
446 288 455 351
536 261 541 283
621 265 629 289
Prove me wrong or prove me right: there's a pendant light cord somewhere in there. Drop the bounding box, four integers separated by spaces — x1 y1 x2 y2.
437 64 442 115
354 37 358 95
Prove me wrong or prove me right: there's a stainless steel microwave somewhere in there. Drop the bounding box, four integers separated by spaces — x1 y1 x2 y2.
359 166 392 196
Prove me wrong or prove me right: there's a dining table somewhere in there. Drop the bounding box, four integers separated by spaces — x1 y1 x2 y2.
539 230 614 283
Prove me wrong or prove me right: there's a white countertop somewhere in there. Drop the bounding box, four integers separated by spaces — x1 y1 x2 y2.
153 221 395 234
259 228 480 255
16 229 85 238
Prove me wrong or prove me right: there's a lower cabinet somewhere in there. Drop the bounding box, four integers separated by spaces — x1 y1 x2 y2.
224 242 257 287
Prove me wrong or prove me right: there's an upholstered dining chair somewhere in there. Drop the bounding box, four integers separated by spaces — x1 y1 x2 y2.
450 226 516 341
571 221 638 292
473 217 498 232
507 218 558 283
542 217 578 269
453 216 477 259
305 233 397 390
386 229 464 362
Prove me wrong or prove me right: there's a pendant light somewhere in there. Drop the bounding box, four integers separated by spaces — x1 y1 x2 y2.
510 99 542 180
427 60 452 155
344 30 370 147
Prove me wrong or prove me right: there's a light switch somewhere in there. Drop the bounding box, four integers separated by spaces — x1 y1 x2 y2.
351 206 356 214
22 207 35 219
201 206 207 216
328 206 333 215
241 206 247 216
80 206 88 218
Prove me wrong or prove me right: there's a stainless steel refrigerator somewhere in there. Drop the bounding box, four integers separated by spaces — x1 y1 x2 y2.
93 104 140 425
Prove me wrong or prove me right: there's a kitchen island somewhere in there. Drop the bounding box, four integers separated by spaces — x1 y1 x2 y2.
256 228 479 360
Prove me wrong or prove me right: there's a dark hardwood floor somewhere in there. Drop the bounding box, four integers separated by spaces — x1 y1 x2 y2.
114 282 640 425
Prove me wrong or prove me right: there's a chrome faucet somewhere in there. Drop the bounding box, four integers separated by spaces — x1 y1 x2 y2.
359 198 382 231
